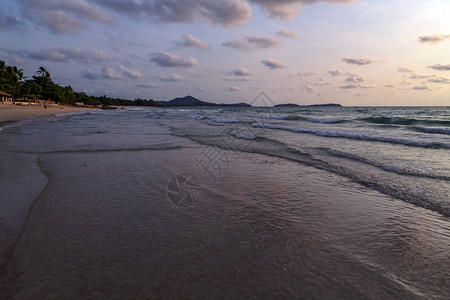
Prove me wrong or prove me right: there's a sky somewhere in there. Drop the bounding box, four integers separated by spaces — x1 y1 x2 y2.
0 0 449 106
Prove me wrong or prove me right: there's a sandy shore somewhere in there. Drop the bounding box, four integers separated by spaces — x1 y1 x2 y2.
0 103 92 123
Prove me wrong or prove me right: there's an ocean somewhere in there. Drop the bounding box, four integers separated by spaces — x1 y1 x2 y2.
0 104 449 298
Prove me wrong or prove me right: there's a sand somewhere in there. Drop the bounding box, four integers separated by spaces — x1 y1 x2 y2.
0 103 92 123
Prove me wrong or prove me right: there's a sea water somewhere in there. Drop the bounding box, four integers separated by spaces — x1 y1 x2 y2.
0 106 449 298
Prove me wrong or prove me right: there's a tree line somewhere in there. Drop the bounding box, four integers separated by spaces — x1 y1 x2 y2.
0 61 157 106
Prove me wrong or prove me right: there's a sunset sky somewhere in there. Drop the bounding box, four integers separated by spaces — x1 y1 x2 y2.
1 0 449 105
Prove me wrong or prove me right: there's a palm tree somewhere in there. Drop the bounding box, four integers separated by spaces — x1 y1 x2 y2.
0 60 6 76
36 66 50 92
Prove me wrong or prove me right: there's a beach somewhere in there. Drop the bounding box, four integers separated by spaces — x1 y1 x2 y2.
0 103 91 123
0 107 449 298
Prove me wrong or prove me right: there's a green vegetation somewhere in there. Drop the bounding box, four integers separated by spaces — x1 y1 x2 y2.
0 61 156 106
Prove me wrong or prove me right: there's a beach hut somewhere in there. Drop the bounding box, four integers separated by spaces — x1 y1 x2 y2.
0 90 13 103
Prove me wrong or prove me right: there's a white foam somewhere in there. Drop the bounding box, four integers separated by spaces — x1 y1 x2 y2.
187 115 206 120
211 117 238 123
230 129 256 140
306 118 343 124
244 113 289 120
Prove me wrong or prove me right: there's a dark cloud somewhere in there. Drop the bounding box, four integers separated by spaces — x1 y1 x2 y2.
135 82 159 88
150 52 199 68
19 0 113 34
409 73 433 79
397 66 414 73
413 85 430 90
329 70 344 76
276 29 299 39
427 77 450 84
342 56 376 65
226 85 240 91
418 34 450 44
176 34 209 49
261 58 286 69
303 85 313 93
158 73 184 81
427 64 450 71
223 34 280 51
340 83 374 89
232 67 253 76
345 76 364 83
82 69 102 80
249 0 356 20
0 12 26 31
93 0 252 27
385 84 395 88
14 48 112 64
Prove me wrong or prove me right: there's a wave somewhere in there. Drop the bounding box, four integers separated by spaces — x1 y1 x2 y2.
413 126 450 135
229 128 256 140
326 148 450 181
305 118 346 124
361 117 450 126
187 115 206 120
251 123 450 149
244 113 345 124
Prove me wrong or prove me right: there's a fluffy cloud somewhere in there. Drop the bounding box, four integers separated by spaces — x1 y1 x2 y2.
151 52 199 68
261 58 286 69
176 34 209 50
418 34 450 44
223 34 281 51
120 66 143 79
158 73 184 81
102 67 123 79
17 48 112 64
409 73 433 79
342 56 376 65
249 0 356 20
93 0 252 27
276 29 300 39
345 76 364 83
427 64 450 71
232 67 253 76
19 0 113 34
303 85 313 93
329 70 345 76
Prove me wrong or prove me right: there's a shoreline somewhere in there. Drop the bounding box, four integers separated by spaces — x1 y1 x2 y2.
0 103 93 124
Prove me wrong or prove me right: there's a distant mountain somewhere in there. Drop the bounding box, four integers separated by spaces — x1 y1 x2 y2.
155 95 252 107
275 103 342 108
274 103 300 108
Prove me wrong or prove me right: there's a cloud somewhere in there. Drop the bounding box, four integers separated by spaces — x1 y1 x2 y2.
150 52 199 68
345 76 364 83
413 85 430 90
158 73 184 82
261 58 286 69
249 0 356 20
409 73 433 79
340 84 374 89
93 0 252 27
82 69 101 80
427 64 450 71
418 34 450 44
135 82 159 88
176 34 209 49
342 55 376 65
226 86 240 91
276 29 300 39
232 67 253 76
16 48 112 64
120 66 143 79
427 77 450 84
385 84 395 88
20 0 113 34
102 67 122 79
0 12 26 31
303 85 313 93
223 34 280 51
397 66 414 73
329 70 345 76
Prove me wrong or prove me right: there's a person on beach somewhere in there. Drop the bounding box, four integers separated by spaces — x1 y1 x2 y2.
44 103 47 110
